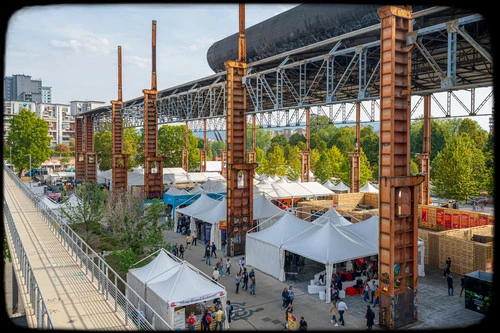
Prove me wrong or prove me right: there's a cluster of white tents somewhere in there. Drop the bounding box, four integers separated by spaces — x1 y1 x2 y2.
322 179 380 194
246 208 379 303
127 249 227 330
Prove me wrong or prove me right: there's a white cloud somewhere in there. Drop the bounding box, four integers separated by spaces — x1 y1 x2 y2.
50 35 111 56
124 55 151 68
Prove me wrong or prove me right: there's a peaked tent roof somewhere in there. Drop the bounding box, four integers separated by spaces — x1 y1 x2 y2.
313 208 352 226
193 198 226 224
331 180 350 192
245 212 311 246
252 193 287 220
281 217 378 265
41 196 61 209
323 180 336 190
147 261 226 308
176 193 219 217
360 182 379 193
127 249 183 284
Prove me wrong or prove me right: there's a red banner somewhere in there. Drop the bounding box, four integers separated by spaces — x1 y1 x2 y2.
479 216 488 226
488 217 494 225
452 213 460 228
444 213 452 229
436 209 444 225
461 213 469 228
470 215 478 227
421 207 428 222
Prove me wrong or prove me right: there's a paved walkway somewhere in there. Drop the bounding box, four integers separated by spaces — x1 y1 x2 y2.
163 229 490 330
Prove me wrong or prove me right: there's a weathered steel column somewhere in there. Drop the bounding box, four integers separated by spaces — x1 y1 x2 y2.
200 119 207 172
300 107 311 182
225 3 257 256
378 5 424 329
182 121 189 172
111 45 128 193
417 95 431 204
247 114 256 163
221 149 227 178
349 102 361 192
75 117 85 182
84 114 97 182
143 20 164 199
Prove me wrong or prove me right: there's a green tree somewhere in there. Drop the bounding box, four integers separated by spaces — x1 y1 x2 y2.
209 141 226 160
286 145 302 177
255 147 266 175
157 125 200 169
124 127 141 170
431 133 486 201
256 127 272 151
328 126 355 154
360 125 379 166
339 149 373 185
59 181 108 244
458 118 488 150
265 144 287 176
410 118 448 167
289 133 306 147
6 109 51 176
94 130 113 171
270 134 288 148
313 154 333 183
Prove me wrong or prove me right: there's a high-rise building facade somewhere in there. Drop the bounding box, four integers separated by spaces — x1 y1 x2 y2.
37 103 74 148
3 74 42 103
42 86 52 103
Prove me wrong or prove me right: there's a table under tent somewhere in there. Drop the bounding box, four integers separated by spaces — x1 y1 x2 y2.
126 248 228 330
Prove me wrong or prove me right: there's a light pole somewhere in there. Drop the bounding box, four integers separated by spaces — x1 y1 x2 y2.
25 154 32 188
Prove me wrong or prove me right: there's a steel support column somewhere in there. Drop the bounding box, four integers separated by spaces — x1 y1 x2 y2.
378 6 424 329
247 114 256 163
221 149 227 178
182 121 189 172
75 117 85 182
84 114 97 182
417 95 431 205
349 102 361 192
143 20 164 199
111 45 128 193
300 107 311 182
225 4 257 257
200 119 207 172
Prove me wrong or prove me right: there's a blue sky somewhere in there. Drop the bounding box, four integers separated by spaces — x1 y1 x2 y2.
5 3 298 104
5 3 493 131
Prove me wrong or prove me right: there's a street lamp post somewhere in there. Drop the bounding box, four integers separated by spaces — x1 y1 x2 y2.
25 154 32 188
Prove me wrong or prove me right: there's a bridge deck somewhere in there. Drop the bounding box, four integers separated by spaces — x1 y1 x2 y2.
3 170 134 330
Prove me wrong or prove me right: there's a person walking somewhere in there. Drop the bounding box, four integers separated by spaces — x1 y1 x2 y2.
363 283 370 302
459 275 466 296
370 280 376 303
373 285 380 307
238 257 245 274
284 304 293 329
225 258 232 276
179 244 185 259
201 309 211 331
249 269 256 295
218 258 225 277
192 229 197 246
288 286 295 305
443 257 451 277
205 244 211 265
299 316 308 331
212 267 220 281
447 274 454 296
337 299 348 326
365 305 375 330
234 272 241 294
211 242 217 258
225 300 233 324
242 268 249 291
186 234 191 250
282 287 290 308
329 300 340 326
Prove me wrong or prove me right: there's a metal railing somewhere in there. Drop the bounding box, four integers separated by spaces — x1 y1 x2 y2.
3 166 173 330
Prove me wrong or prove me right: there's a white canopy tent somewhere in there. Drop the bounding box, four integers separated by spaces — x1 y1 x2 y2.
360 182 379 193
330 180 350 193
175 194 220 232
191 197 227 251
252 193 286 230
323 180 337 190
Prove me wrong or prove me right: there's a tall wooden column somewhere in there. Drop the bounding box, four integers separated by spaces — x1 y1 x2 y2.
111 45 128 193
225 4 257 256
221 149 227 178
84 114 97 182
182 121 189 172
378 6 424 329
200 119 207 172
75 117 85 182
417 95 431 204
349 102 361 192
143 20 164 199
247 114 256 163
300 108 311 182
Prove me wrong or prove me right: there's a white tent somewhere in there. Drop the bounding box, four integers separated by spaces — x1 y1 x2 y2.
313 208 352 226
245 212 312 281
360 182 379 193
330 180 350 193
252 193 286 228
175 194 220 232
323 179 337 190
192 197 227 251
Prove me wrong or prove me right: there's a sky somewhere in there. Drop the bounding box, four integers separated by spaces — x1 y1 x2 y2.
4 3 494 131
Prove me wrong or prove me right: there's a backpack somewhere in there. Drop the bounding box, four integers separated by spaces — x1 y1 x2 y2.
229 304 233 312
221 313 226 322
188 316 195 325
205 313 212 324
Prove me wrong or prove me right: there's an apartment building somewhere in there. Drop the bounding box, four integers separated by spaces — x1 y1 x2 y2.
37 103 75 148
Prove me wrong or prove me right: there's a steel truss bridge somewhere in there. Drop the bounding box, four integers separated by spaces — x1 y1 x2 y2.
81 6 493 133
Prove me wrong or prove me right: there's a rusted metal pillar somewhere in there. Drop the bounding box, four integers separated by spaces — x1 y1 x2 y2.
221 149 227 178
349 102 361 192
300 107 311 182
111 45 128 193
75 117 85 182
200 119 207 172
417 95 431 204
247 114 256 163
225 3 257 256
182 121 189 172
143 20 164 199
84 114 97 182
378 6 424 329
